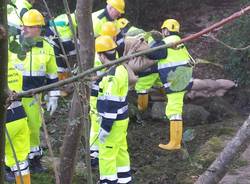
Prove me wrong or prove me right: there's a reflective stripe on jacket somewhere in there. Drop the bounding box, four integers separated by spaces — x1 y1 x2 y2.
9 38 58 91
158 35 193 93
97 65 129 132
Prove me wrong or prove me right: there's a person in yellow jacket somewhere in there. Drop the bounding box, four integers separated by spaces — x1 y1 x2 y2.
117 17 145 38
90 22 125 167
92 0 125 37
46 12 77 80
15 9 59 172
7 0 36 34
5 53 31 184
95 35 132 183
100 21 125 56
149 19 193 150
118 19 162 120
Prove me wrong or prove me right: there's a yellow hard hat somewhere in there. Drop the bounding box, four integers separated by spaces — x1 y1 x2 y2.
107 0 125 14
117 18 129 29
161 19 180 32
22 9 45 26
100 21 119 37
95 35 117 52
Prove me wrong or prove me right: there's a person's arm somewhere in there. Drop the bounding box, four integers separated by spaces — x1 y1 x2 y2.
146 40 167 60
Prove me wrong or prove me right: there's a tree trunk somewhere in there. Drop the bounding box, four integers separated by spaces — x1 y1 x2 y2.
59 0 94 183
76 0 94 183
0 0 9 183
195 116 250 184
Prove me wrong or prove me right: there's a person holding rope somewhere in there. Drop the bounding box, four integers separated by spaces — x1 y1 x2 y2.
146 19 193 150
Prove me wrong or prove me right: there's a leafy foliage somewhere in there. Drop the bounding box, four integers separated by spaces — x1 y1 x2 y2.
211 1 250 86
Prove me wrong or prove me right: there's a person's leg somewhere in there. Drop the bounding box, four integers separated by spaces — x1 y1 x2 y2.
159 91 185 150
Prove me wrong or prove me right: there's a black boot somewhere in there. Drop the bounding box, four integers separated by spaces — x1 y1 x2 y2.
4 166 15 182
29 156 46 173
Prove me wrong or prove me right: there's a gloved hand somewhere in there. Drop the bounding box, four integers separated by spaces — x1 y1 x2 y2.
98 128 110 144
46 96 58 116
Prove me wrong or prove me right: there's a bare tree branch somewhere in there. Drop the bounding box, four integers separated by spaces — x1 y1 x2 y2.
205 33 250 51
195 116 250 184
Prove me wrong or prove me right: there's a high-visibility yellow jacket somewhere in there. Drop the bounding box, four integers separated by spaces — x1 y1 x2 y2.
7 0 32 28
91 53 107 97
9 38 59 91
158 35 193 93
92 8 119 37
6 52 27 123
97 64 129 132
50 13 77 41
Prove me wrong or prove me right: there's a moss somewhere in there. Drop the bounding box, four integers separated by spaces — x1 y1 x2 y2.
194 136 224 167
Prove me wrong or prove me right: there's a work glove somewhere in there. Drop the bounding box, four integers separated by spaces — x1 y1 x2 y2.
46 96 58 116
98 128 110 144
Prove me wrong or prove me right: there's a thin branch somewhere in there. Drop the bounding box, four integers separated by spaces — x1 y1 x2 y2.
62 0 81 71
35 95 60 184
205 33 250 51
195 115 250 184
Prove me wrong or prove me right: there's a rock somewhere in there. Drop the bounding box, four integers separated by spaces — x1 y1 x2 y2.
204 97 238 121
151 102 166 120
183 104 210 126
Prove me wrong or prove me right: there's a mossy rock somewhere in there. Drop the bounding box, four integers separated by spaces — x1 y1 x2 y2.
183 104 210 126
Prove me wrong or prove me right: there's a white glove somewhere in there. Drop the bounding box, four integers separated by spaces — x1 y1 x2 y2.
46 96 58 116
99 128 110 144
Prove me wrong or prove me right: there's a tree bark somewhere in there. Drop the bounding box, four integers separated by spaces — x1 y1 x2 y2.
195 116 250 184
76 0 94 183
59 0 94 183
0 0 8 183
